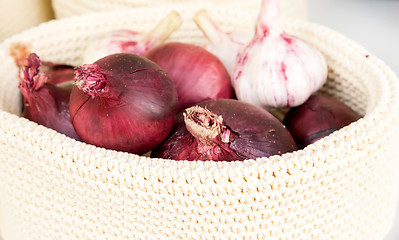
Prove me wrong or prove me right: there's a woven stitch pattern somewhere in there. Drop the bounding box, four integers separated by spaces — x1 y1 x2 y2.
0 5 399 240
51 0 308 20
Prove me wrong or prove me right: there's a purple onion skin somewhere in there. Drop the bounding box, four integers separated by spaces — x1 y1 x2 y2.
151 99 298 161
41 63 75 85
70 53 178 154
283 94 361 149
18 53 80 140
145 42 235 111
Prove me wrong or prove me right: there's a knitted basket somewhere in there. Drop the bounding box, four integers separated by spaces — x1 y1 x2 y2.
1 4 399 240
0 0 54 42
51 0 307 20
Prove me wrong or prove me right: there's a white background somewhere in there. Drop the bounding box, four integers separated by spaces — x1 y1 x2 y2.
307 1 399 239
0 0 398 239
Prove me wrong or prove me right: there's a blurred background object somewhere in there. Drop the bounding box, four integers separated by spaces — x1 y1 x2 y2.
51 0 307 20
0 0 54 42
307 0 399 85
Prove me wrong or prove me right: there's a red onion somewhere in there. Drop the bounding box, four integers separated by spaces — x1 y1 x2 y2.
283 94 361 148
151 99 298 161
12 50 80 140
82 11 182 64
145 42 234 111
70 53 178 154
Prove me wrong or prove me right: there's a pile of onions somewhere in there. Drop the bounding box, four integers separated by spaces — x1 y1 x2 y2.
283 95 361 148
9 5 363 161
69 53 178 154
145 42 234 111
10 43 80 140
152 99 298 161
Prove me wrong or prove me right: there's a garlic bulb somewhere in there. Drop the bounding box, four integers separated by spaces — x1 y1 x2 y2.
193 9 252 76
81 10 182 64
232 0 328 108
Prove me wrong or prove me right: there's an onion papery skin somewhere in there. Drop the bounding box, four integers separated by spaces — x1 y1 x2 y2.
151 99 297 161
70 53 178 154
17 53 80 140
283 95 361 148
145 42 235 111
10 42 75 85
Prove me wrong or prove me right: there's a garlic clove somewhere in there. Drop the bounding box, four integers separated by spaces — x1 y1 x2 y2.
193 9 252 76
232 0 328 108
81 10 182 64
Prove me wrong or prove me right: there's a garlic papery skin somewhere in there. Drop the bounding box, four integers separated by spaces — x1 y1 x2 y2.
81 10 182 64
193 9 252 76
232 0 328 108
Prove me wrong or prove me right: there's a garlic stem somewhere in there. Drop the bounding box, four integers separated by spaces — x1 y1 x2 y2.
194 9 247 75
142 10 183 49
256 0 280 36
194 9 231 50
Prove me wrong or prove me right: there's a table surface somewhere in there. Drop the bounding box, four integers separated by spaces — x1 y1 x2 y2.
0 1 398 240
307 1 399 239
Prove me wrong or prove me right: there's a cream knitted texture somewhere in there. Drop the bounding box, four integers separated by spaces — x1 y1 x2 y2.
0 0 54 41
0 5 399 240
51 0 308 20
